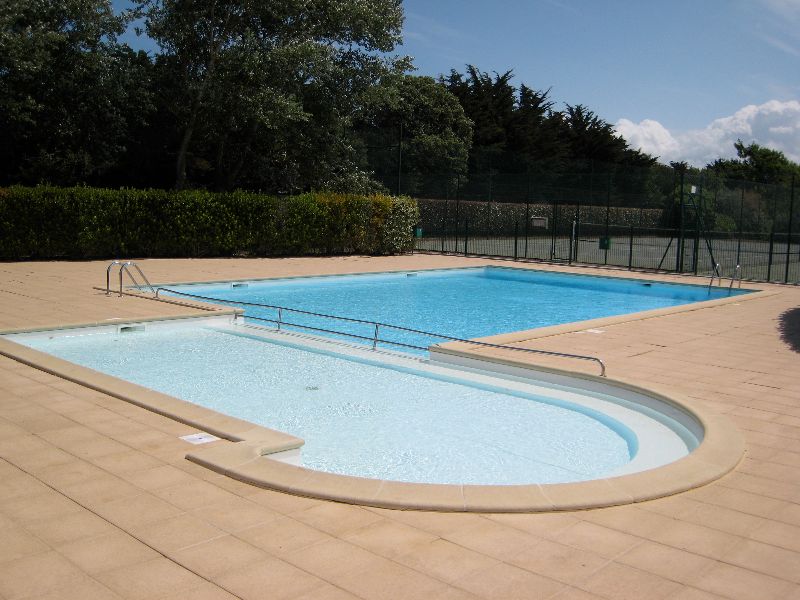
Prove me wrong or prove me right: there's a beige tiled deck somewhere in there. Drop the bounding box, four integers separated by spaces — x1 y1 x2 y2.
0 256 799 599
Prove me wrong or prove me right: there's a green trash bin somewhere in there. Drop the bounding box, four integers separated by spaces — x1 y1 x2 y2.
599 236 611 250
414 227 423 238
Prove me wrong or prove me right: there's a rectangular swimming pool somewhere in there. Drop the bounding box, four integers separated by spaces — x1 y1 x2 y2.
162 267 749 351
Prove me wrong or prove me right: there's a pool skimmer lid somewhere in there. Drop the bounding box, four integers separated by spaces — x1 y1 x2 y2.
180 432 220 445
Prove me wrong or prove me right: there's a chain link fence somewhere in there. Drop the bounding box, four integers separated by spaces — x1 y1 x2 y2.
404 168 799 284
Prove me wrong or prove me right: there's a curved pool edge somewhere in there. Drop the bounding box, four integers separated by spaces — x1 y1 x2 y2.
0 327 745 513
183 365 744 513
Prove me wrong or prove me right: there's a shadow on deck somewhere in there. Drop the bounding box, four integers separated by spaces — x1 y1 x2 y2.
778 307 800 353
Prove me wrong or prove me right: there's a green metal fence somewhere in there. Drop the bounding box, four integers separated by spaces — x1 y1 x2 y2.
411 172 799 284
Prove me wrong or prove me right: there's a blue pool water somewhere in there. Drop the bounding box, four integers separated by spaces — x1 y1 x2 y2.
165 267 747 351
17 324 643 484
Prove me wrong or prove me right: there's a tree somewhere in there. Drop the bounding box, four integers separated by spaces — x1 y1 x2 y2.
708 140 800 185
134 0 406 191
557 104 629 168
442 67 517 173
441 67 655 184
505 84 565 174
706 142 800 234
0 0 152 185
357 74 472 194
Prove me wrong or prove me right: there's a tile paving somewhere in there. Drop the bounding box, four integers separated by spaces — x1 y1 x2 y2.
0 255 798 599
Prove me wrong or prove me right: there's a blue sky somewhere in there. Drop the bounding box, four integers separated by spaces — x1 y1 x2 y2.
114 0 800 165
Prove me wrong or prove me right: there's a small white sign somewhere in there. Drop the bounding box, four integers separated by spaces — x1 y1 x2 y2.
180 432 221 445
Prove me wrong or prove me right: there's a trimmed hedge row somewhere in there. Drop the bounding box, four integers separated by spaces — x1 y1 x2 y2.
0 186 419 259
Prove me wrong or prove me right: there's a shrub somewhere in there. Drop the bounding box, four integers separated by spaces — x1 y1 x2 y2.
0 186 418 259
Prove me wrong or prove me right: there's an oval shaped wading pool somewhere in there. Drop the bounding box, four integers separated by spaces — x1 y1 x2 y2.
3 315 743 511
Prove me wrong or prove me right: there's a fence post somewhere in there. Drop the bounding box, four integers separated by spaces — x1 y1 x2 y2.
397 122 402 195
524 201 530 259
604 174 611 265
464 219 469 256
514 221 519 261
575 194 582 263
441 199 447 253
628 225 634 270
736 186 744 268
767 228 774 281
786 175 795 284
569 220 576 264
551 193 558 260
485 198 490 239
676 169 685 272
526 171 531 204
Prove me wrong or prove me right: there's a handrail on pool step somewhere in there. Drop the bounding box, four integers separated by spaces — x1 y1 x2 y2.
106 261 156 297
155 287 607 377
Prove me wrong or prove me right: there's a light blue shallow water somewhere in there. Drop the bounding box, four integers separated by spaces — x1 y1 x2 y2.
18 326 635 485
165 267 748 351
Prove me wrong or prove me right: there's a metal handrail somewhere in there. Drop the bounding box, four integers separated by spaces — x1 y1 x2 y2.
122 262 156 295
242 313 428 352
729 264 742 289
708 263 723 289
156 287 607 376
106 260 121 295
106 261 156 297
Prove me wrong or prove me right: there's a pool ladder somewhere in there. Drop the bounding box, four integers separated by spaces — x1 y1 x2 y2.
708 264 742 290
729 264 742 289
106 261 156 297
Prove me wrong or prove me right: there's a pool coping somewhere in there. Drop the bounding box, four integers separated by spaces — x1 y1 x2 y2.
0 310 745 513
458 287 775 349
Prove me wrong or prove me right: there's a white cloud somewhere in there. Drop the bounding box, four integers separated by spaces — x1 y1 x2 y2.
540 0 580 15
615 119 680 159
403 12 466 45
759 32 800 57
614 100 800 166
753 0 800 56
759 0 800 21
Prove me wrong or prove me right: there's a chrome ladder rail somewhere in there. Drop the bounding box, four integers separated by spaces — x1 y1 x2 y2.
729 264 742 289
708 263 723 288
106 261 156 297
105 260 121 294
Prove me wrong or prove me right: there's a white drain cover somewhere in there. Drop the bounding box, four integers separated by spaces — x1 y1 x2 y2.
180 432 221 445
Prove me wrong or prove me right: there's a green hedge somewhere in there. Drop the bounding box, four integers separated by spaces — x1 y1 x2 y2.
0 186 419 259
